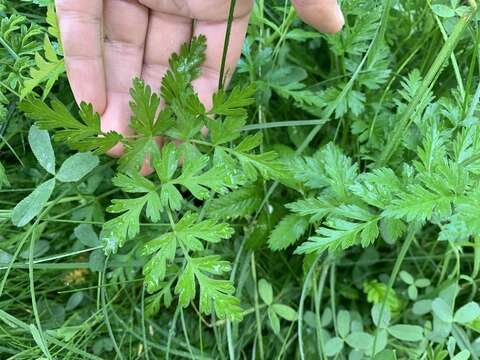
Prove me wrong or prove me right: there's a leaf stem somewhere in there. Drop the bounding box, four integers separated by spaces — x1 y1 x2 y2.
251 252 265 360
0 35 19 60
377 11 474 166
218 0 237 90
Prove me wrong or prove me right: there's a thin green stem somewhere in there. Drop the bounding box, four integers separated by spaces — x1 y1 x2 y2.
100 260 124 360
377 11 474 166
218 0 237 89
141 284 151 360
29 227 53 360
251 252 264 360
370 222 420 357
0 35 19 60
298 254 323 360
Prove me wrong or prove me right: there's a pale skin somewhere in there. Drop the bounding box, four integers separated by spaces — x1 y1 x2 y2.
55 0 344 166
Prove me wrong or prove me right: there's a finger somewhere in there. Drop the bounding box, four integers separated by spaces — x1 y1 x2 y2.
102 0 149 156
55 0 106 113
192 1 252 109
291 0 344 33
138 0 252 22
141 11 192 91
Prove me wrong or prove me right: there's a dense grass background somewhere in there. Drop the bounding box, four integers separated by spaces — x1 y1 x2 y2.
2 0 480 359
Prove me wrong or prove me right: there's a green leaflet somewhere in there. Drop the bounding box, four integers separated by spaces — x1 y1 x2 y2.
56 152 99 183
286 197 336 223
209 84 256 117
28 124 55 175
207 186 263 220
295 205 380 254
20 35 64 100
12 178 55 227
268 214 309 251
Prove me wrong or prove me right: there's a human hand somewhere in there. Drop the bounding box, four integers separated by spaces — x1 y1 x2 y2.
55 0 343 157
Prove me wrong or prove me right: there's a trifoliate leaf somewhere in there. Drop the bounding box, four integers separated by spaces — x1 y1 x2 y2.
28 124 55 175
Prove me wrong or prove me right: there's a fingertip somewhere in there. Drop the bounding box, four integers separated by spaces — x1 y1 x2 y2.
292 0 344 34
323 5 344 34
66 59 107 114
101 93 133 158
106 143 124 158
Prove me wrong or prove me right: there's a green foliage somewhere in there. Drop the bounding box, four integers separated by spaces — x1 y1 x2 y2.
11 125 98 226
2 0 480 358
19 99 124 154
268 214 309 250
20 34 64 100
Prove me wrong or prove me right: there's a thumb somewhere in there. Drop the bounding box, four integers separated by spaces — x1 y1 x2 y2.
291 0 344 33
